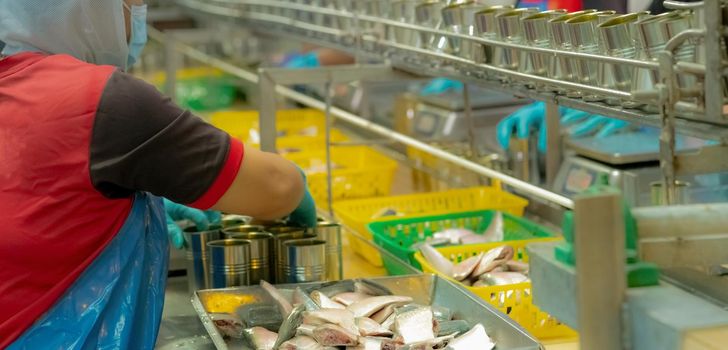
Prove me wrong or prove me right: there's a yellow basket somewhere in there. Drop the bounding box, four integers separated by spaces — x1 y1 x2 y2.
210 109 328 141
332 187 529 267
285 146 398 208
414 240 578 342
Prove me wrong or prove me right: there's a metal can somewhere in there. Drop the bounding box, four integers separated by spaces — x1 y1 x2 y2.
566 12 613 101
548 9 597 95
271 227 316 283
220 214 252 229
183 225 222 294
315 221 343 281
221 224 265 239
599 13 642 107
228 231 274 284
208 239 251 288
522 10 567 90
281 239 327 283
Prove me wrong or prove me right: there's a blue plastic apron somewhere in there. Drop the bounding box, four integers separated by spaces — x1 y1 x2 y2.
8 193 169 350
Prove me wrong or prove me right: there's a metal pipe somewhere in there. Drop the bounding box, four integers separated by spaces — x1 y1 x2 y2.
324 80 335 218
664 29 705 53
663 0 705 9
378 38 634 99
703 0 724 121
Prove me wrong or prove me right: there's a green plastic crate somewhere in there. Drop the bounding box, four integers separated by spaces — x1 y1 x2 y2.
368 210 557 275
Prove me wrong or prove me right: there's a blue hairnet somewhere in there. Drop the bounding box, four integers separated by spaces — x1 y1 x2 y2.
0 0 130 70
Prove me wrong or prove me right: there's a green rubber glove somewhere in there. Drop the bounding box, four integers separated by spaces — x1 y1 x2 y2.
163 198 221 249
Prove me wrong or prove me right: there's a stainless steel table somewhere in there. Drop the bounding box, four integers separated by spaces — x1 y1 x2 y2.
155 276 215 350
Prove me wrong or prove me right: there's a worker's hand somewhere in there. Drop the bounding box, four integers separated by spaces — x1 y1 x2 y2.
163 198 221 249
286 168 317 228
282 52 321 69
420 78 463 96
497 102 631 152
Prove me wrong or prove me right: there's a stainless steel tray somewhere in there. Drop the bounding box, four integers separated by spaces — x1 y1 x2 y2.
191 274 543 350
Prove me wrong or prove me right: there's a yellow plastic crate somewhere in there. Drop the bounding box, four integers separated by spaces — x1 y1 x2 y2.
414 240 578 342
210 109 328 141
332 187 529 267
285 146 398 208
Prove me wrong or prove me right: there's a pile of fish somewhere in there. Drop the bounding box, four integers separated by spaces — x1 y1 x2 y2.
210 279 496 350
420 244 529 287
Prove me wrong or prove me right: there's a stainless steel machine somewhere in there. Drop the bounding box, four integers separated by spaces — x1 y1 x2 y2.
553 132 728 207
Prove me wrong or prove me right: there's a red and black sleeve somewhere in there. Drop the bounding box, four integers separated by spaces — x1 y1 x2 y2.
90 71 243 209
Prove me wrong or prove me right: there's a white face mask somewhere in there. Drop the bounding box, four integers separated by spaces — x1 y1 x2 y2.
123 2 148 68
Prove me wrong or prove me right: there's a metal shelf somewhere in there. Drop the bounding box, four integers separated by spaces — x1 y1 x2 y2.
176 0 728 141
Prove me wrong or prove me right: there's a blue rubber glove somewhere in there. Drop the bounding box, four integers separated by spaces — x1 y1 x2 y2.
283 51 321 68
420 78 464 96
163 198 221 249
497 102 547 151
287 168 318 228
569 116 630 138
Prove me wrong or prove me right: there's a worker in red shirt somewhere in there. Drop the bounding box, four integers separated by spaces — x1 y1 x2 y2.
0 0 317 348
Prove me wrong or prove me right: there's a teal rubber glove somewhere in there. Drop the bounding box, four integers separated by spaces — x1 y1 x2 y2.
420 78 463 96
287 167 318 228
163 198 221 249
283 52 321 68
497 102 548 151
569 116 630 138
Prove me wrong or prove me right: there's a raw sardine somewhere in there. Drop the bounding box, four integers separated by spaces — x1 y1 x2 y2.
273 304 306 349
432 305 453 322
505 260 529 273
311 290 346 309
333 292 371 307
433 228 477 245
261 280 293 317
481 211 504 242
370 304 397 324
380 311 397 331
480 271 529 286
210 313 244 339
356 317 393 337
349 336 402 350
312 324 359 346
393 306 435 344
354 279 393 296
296 324 316 337
242 327 277 350
445 323 495 350
419 244 454 277
471 246 514 277
451 252 484 281
279 335 324 350
399 332 457 350
303 308 359 335
296 287 321 312
437 320 470 337
348 295 413 318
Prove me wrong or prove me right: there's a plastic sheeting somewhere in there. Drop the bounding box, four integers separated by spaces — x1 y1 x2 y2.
8 193 169 349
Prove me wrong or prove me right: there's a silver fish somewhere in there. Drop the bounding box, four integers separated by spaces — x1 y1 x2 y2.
480 271 529 286
446 323 495 350
296 287 321 312
274 304 306 349
311 290 346 309
242 327 277 350
279 335 324 350
296 323 316 337
451 252 484 281
303 308 359 335
419 244 454 277
433 228 477 245
354 279 393 296
399 332 458 350
505 260 529 273
356 317 393 337
472 280 487 287
481 211 504 242
432 305 453 323
312 323 359 346
333 292 371 307
394 306 435 344
437 320 470 337
370 304 397 324
348 295 413 318
348 336 402 350
471 246 514 277
210 313 244 339
261 280 293 318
